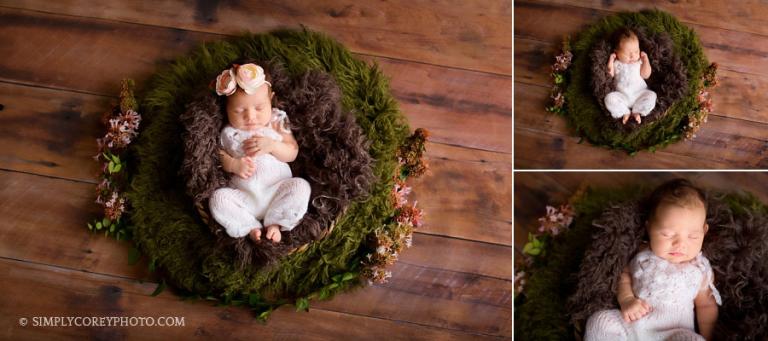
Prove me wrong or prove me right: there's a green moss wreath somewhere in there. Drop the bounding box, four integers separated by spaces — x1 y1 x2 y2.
547 10 718 153
89 29 427 319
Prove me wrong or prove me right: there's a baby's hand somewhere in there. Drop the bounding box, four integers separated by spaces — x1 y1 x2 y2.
609 53 617 62
243 136 276 157
235 156 255 179
619 297 652 322
640 51 649 62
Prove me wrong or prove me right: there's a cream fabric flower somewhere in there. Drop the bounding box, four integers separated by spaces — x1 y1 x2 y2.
235 63 270 94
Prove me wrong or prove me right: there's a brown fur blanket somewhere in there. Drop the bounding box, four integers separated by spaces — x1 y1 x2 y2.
567 195 768 340
590 27 688 130
179 60 374 268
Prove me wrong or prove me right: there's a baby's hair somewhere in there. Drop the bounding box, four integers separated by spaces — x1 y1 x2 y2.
611 27 638 50
644 178 707 223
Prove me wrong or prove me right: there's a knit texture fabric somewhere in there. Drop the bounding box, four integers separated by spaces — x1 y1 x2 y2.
584 249 721 340
211 108 311 237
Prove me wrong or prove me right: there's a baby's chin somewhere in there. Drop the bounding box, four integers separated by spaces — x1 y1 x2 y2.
653 250 696 263
235 123 268 131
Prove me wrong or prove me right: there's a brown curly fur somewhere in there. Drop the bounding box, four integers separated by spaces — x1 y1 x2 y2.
590 27 688 130
567 192 768 340
179 59 374 268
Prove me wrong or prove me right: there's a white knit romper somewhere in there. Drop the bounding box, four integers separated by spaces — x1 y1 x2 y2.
584 249 722 341
605 59 657 118
210 108 311 238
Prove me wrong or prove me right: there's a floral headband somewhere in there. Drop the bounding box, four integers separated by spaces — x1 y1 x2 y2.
214 63 271 96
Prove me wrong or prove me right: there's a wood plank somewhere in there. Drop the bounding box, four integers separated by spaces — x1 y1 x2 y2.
514 128 735 169
0 1 512 75
0 80 511 245
314 262 511 337
0 82 106 183
0 170 511 336
0 258 506 340
533 0 768 38
515 1 768 79
515 36 768 125
514 172 768 250
0 7 510 153
412 143 512 246
514 82 768 169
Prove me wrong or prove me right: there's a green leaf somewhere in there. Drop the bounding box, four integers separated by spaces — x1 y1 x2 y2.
257 310 271 321
128 247 141 265
113 163 122 173
332 274 343 283
151 280 166 296
328 283 339 289
108 161 115 173
295 297 309 312
87 223 93 231
342 273 356 282
111 153 120 164
318 288 330 300
522 242 534 254
109 224 115 233
96 222 103 230
148 258 157 272
527 248 542 256
103 217 111 227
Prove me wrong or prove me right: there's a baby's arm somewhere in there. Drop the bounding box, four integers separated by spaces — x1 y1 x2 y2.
617 266 652 322
694 275 719 341
242 123 299 162
219 149 255 179
608 53 616 77
640 52 652 79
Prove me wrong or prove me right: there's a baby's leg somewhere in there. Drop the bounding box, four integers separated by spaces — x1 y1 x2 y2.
631 90 657 116
605 91 631 119
210 188 262 238
263 178 311 232
584 310 628 341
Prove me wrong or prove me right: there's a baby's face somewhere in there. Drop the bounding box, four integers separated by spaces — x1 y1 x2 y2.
615 37 640 63
226 85 273 131
647 202 708 263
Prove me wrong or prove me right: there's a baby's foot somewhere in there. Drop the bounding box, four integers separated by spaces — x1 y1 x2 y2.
249 228 262 242
633 113 642 124
621 114 630 125
265 225 282 243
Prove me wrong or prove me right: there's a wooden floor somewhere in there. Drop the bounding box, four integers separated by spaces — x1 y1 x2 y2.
515 0 768 169
0 1 512 339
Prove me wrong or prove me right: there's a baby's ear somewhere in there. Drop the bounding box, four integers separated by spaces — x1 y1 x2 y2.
703 223 709 233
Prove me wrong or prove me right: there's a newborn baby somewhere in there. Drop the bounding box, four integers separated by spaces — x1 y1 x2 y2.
605 28 657 125
210 62 311 243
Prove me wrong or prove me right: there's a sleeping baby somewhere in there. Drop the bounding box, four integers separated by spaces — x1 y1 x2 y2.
605 28 657 125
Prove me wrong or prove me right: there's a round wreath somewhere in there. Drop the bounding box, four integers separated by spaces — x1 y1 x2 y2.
89 29 428 319
515 186 768 340
547 10 719 153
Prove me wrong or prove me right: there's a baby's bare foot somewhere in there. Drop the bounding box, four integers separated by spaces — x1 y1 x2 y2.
622 114 630 125
633 113 642 124
249 228 261 242
265 225 281 243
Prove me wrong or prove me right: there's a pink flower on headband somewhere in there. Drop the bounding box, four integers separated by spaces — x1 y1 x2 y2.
235 63 270 94
215 68 237 96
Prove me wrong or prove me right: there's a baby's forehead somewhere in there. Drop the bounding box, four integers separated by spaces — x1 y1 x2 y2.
617 38 639 49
